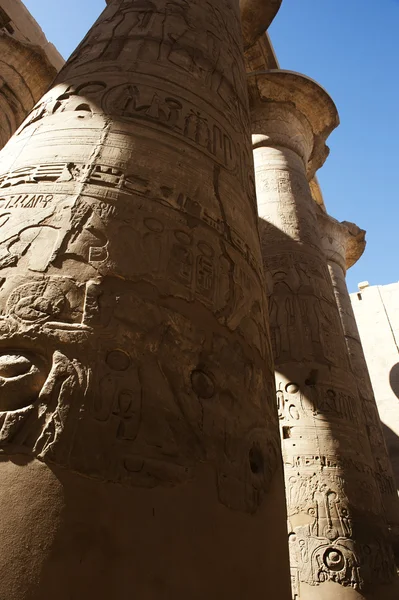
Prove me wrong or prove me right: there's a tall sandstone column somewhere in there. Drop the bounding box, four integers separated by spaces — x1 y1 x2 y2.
240 0 282 50
250 70 399 599
0 3 291 599
0 0 64 148
318 213 399 556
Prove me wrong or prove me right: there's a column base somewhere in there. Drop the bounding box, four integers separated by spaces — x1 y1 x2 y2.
0 456 292 599
298 579 399 600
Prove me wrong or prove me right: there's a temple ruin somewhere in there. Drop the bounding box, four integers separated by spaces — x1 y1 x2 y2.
0 0 63 148
0 1 397 599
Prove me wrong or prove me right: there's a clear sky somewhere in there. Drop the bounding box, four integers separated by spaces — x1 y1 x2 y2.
23 0 399 293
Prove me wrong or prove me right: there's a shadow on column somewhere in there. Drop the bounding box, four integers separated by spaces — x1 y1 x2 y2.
381 422 399 493
390 363 399 400
381 421 399 562
387 361 399 491
259 216 399 591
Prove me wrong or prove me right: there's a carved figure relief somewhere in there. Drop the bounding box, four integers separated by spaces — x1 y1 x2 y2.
287 473 395 593
264 251 346 368
253 94 399 598
0 0 279 522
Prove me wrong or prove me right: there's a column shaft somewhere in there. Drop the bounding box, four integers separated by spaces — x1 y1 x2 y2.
0 2 291 598
327 252 399 537
253 134 398 599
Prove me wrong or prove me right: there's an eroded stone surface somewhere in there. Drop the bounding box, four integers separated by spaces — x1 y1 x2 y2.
240 0 282 50
0 0 64 148
250 69 399 599
318 212 399 561
0 2 291 598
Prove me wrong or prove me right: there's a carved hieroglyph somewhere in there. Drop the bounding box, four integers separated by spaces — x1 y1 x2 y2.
318 213 399 553
250 70 399 599
0 2 291 598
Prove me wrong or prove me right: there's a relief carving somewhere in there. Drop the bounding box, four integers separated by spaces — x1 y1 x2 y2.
287 473 395 592
0 0 279 520
252 71 399 597
61 0 248 131
264 251 346 368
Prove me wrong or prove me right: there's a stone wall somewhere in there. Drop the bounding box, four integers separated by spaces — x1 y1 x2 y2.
351 282 399 493
0 0 64 148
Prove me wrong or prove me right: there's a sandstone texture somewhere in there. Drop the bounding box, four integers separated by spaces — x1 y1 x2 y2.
1 2 398 599
0 1 291 598
0 0 64 148
250 69 399 599
318 215 399 546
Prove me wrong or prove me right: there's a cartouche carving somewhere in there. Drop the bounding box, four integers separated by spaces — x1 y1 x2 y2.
251 70 398 598
318 212 399 551
0 4 291 598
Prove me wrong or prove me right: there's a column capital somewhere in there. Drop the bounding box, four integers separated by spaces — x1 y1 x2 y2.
0 33 59 148
310 177 327 212
249 69 339 178
317 211 366 272
240 0 282 50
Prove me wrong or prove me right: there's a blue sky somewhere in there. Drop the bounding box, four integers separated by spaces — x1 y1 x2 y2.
24 0 398 293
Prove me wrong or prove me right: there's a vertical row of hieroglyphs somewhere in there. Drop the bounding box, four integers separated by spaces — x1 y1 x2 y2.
318 213 399 561
250 70 399 600
0 2 292 599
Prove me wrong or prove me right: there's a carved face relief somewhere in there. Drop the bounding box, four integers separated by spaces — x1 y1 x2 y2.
0 0 280 519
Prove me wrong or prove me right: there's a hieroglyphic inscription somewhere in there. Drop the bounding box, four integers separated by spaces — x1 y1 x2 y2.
277 382 361 425
265 250 348 368
0 2 295 599
287 473 395 592
63 0 248 126
0 162 261 278
277 383 361 423
0 272 277 515
0 194 54 210
0 0 280 528
15 77 254 201
103 83 237 167
253 109 399 596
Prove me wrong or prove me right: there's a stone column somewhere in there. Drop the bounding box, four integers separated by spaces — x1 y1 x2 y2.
240 0 282 50
0 3 291 599
0 0 64 148
318 212 399 552
250 70 399 599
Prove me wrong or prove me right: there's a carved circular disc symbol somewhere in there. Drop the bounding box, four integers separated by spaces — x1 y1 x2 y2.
106 350 131 372
175 231 191 245
249 444 264 475
285 383 299 394
197 241 214 257
191 370 215 399
289 405 300 420
324 548 345 572
144 218 164 233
